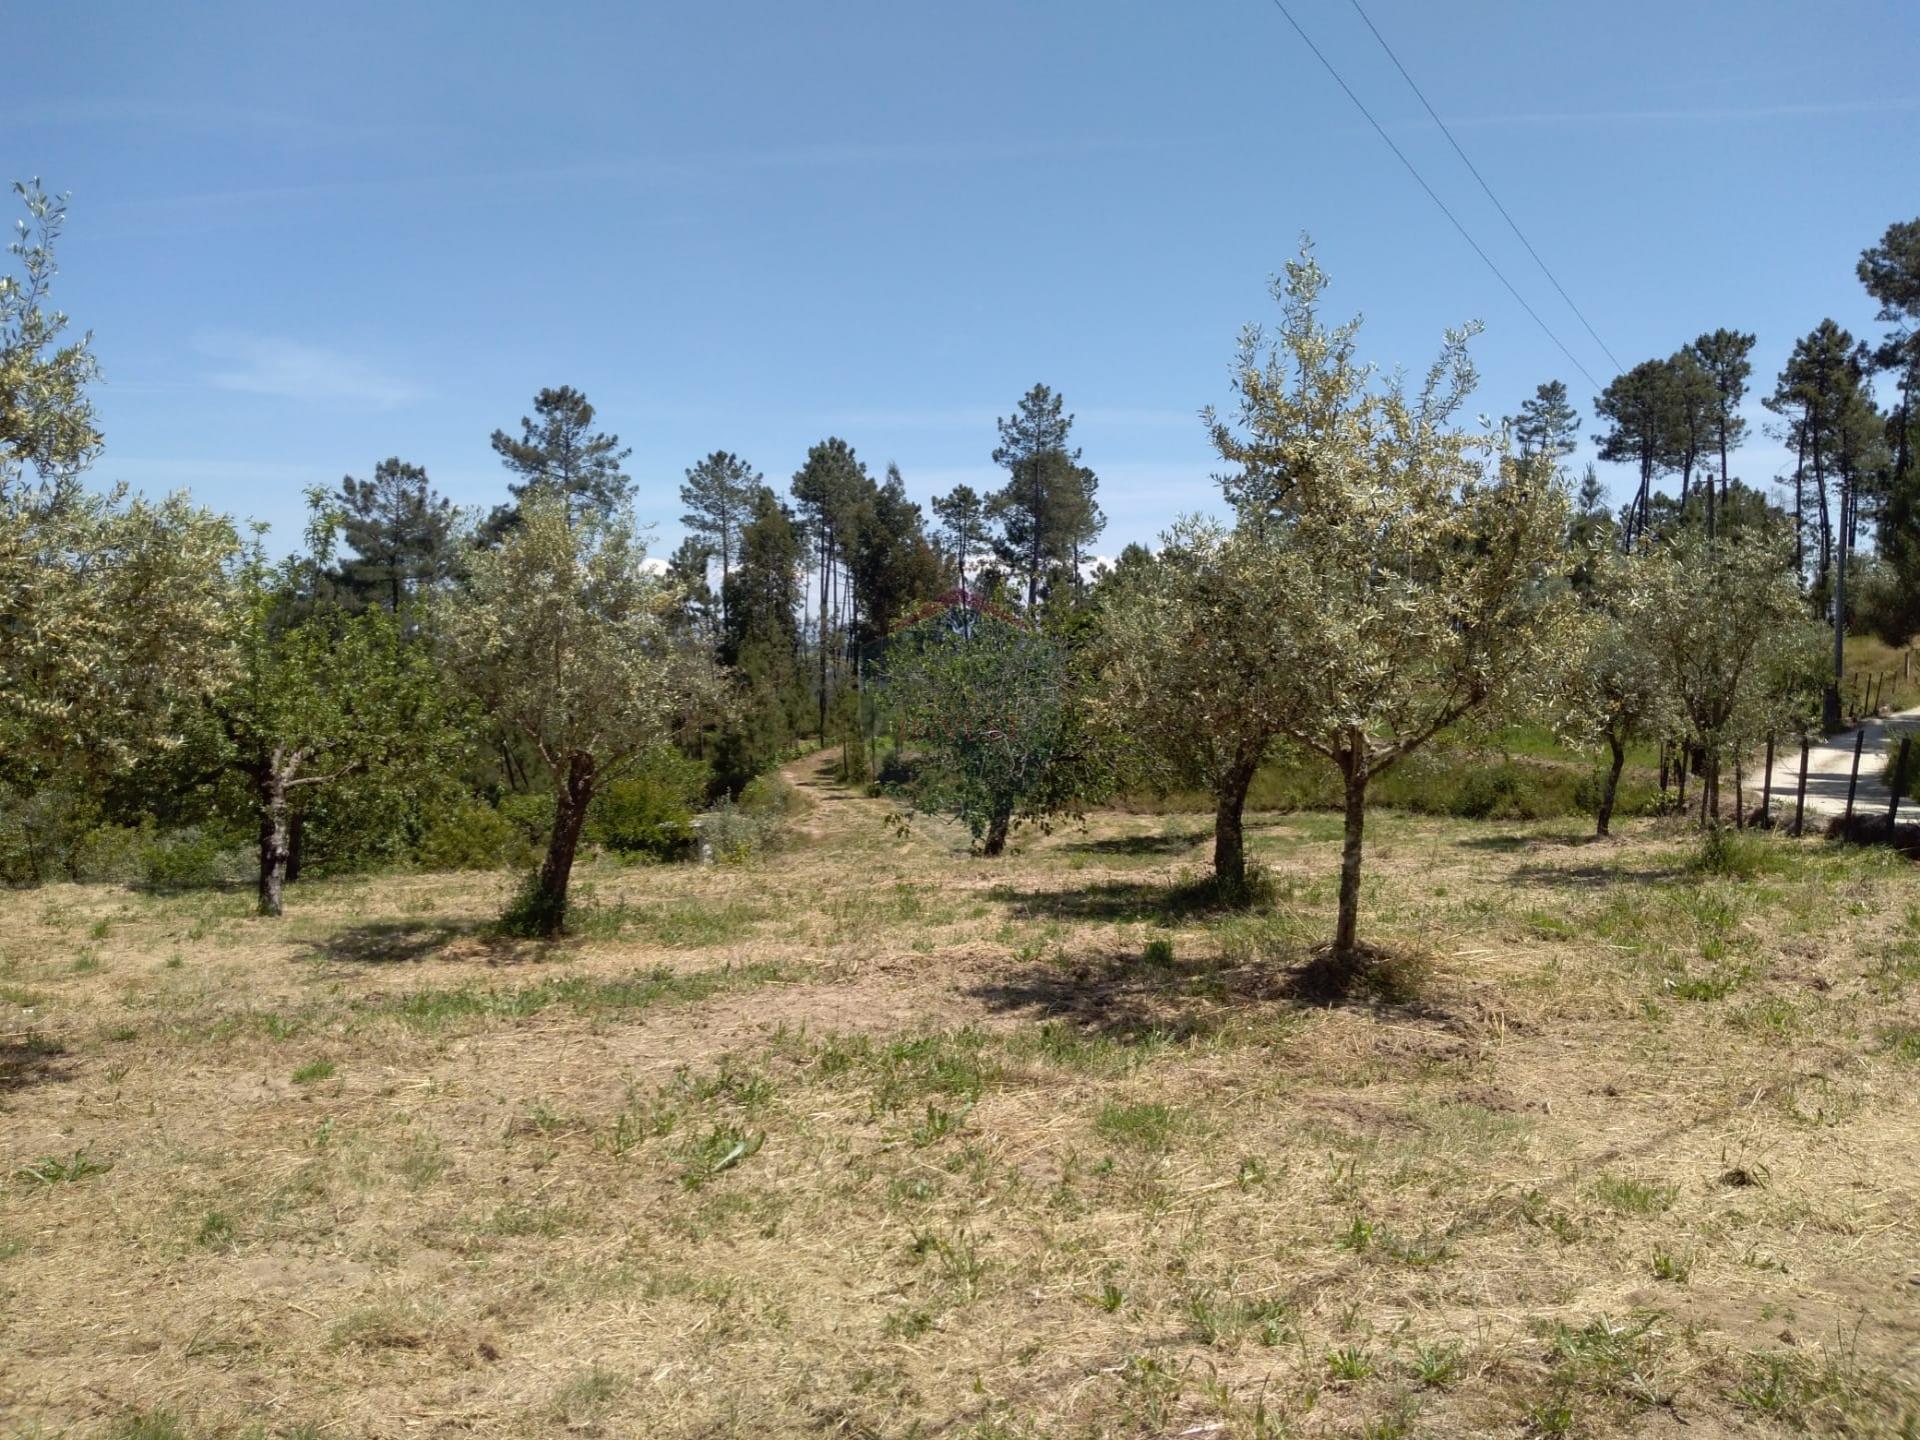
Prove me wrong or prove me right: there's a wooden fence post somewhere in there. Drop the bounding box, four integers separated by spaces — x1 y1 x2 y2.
1761 732 1775 827
1792 733 1810 837
1890 736 1912 830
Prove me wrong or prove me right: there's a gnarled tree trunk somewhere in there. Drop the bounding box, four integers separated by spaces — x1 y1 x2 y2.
982 806 1012 857
535 752 597 935
1212 755 1259 894
1596 733 1627 838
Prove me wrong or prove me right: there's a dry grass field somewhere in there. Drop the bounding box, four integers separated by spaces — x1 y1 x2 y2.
4 753 1919 1439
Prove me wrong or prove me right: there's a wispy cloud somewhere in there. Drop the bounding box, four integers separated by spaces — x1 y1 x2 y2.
195 333 424 409
101 135 1187 225
14 96 453 147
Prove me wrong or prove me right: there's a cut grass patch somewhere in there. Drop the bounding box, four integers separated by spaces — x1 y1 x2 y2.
384 961 789 1032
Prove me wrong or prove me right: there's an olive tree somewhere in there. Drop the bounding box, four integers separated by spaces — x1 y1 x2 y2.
2 178 240 789
1204 247 1574 959
219 593 457 915
443 494 726 934
1 179 101 497
886 610 1095 855
2 487 242 789
1637 524 1821 824
1097 521 1303 894
1555 548 1671 837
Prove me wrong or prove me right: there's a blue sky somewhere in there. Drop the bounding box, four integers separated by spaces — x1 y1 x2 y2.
15 0 1919 556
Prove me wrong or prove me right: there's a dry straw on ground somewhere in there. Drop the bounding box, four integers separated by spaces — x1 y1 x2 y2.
2 754 1918 1438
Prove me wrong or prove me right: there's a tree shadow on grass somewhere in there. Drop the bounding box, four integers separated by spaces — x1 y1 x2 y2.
306 919 515 966
966 950 1292 1042
990 875 1258 925
1057 833 1204 858
1453 834 1534 854
1507 860 1686 891
0 1032 73 1092
968 944 1453 1042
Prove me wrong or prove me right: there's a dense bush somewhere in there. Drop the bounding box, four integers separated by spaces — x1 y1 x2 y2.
588 747 709 860
416 798 534 872
139 826 251 890
698 775 809 863
1885 723 1920 792
0 787 91 885
71 823 146 883
496 792 554 854
739 772 811 818
0 793 252 890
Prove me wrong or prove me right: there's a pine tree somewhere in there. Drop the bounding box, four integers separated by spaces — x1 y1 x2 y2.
1665 349 1719 518
679 451 761 631
1509 380 1579 462
332 457 459 612
790 437 869 736
1594 360 1677 547
1767 321 1876 726
1688 329 1756 538
718 487 809 787
850 463 940 645
987 384 1104 608
484 385 632 535
666 535 717 638
930 483 987 595
1860 219 1920 626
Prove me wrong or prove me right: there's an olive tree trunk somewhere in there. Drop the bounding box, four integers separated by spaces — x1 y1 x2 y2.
1212 757 1259 893
534 753 597 935
1596 733 1627 838
982 806 1012 857
1334 750 1370 957
256 762 291 918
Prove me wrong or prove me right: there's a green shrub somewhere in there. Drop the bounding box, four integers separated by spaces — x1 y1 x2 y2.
0 786 91 885
1689 825 1784 879
140 827 250 890
739 772 812 818
1884 724 1920 793
416 799 529 872
1450 763 1528 819
498 871 567 938
700 798 786 864
72 823 148 883
588 748 708 860
497 792 553 852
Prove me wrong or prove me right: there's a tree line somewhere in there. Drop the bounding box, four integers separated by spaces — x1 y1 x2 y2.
0 180 1115 934
3 173 1918 971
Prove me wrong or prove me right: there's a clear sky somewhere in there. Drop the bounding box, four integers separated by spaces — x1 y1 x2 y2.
14 0 1919 556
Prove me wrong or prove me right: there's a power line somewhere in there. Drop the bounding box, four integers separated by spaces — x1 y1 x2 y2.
1258 0 1607 394
1345 0 1623 374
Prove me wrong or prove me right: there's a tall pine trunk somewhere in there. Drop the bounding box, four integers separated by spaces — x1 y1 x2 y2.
816 528 832 738
534 753 596 936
